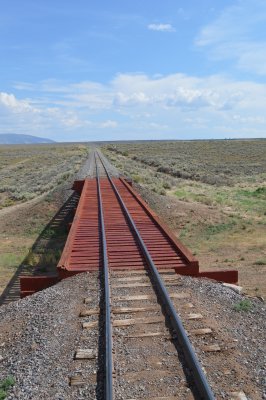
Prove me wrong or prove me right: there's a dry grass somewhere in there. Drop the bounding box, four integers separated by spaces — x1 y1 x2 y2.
0 143 88 208
0 143 89 296
102 140 266 297
105 140 266 185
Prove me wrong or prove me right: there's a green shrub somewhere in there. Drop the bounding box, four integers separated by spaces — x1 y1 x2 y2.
132 174 142 183
254 187 266 196
0 376 15 399
233 299 252 312
162 181 171 190
205 221 237 236
0 389 6 400
253 259 266 265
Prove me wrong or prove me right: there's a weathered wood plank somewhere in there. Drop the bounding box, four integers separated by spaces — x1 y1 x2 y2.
123 332 170 338
69 376 86 386
114 294 156 301
113 306 159 314
113 281 182 288
111 270 148 275
80 308 100 317
111 269 175 276
82 321 98 329
190 328 212 335
112 282 152 288
116 274 177 283
170 293 190 299
202 344 221 352
162 282 183 286
187 313 203 320
116 276 149 282
113 316 164 327
74 349 96 359
183 303 194 308
84 297 93 304
161 276 182 281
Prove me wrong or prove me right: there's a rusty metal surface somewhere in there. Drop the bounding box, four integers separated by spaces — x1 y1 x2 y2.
20 156 238 298
57 174 238 283
116 177 198 272
58 175 198 274
58 179 101 275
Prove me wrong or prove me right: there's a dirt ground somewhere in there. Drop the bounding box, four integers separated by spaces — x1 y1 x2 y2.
137 184 266 299
0 187 71 297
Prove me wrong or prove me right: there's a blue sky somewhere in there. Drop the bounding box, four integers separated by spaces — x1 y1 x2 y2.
0 0 266 141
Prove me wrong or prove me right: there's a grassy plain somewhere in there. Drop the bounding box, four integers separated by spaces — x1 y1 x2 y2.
0 143 89 296
103 140 266 297
0 143 87 208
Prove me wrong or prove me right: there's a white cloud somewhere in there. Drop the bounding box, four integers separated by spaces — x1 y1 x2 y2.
0 92 35 113
196 0 266 75
147 23 175 32
113 91 150 107
3 72 266 140
110 73 246 111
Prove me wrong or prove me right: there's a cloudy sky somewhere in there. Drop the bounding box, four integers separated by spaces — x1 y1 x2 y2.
0 0 266 141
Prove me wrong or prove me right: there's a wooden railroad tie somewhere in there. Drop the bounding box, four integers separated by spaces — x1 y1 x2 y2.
186 313 203 320
121 331 171 339
113 316 164 327
82 316 164 329
69 376 86 386
111 269 175 276
80 308 100 317
113 281 182 288
183 302 194 308
80 306 159 317
122 328 212 339
202 344 221 352
82 321 98 329
189 328 213 336
115 275 180 283
84 297 93 304
74 349 96 360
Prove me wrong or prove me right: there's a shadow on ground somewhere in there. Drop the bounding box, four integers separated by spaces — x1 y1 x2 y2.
0 192 80 306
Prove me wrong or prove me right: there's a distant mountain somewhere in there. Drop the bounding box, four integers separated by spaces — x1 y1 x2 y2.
0 134 55 144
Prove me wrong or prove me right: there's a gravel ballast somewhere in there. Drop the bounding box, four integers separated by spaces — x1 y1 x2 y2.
0 273 99 400
0 272 265 399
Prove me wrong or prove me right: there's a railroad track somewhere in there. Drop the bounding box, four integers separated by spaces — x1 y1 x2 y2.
69 152 215 400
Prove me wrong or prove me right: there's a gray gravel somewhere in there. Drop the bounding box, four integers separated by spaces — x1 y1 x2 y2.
0 271 265 400
96 149 120 177
74 147 119 180
75 149 95 179
169 275 266 400
110 271 193 399
0 273 100 400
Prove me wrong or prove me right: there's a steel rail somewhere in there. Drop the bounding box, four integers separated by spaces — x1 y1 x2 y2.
96 151 215 400
94 152 113 400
